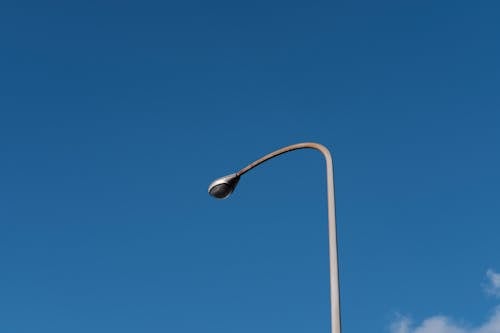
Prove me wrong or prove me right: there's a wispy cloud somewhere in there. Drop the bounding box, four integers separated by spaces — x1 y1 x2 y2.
391 310 500 333
485 270 500 298
390 270 500 333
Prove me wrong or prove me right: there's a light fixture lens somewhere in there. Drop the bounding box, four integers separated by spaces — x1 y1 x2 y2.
209 183 233 199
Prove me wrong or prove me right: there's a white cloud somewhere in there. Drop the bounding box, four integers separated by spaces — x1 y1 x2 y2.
391 310 500 333
390 270 500 333
390 315 411 333
485 270 500 298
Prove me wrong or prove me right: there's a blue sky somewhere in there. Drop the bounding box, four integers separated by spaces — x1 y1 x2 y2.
1 1 499 332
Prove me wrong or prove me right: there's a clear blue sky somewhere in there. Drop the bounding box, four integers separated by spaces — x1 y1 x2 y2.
1 1 499 332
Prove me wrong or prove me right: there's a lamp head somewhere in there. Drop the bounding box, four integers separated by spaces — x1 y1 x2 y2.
208 173 240 199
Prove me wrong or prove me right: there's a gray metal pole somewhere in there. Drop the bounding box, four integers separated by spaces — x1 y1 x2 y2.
235 142 341 333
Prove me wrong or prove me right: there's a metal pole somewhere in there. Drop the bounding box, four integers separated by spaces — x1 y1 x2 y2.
236 142 341 333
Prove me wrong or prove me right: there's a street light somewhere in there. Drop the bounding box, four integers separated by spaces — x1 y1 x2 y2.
208 142 341 333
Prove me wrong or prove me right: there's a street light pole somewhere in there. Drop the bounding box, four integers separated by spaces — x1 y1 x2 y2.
208 142 341 333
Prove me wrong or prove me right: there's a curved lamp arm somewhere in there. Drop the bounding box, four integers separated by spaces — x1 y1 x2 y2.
237 142 331 177
209 142 341 333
